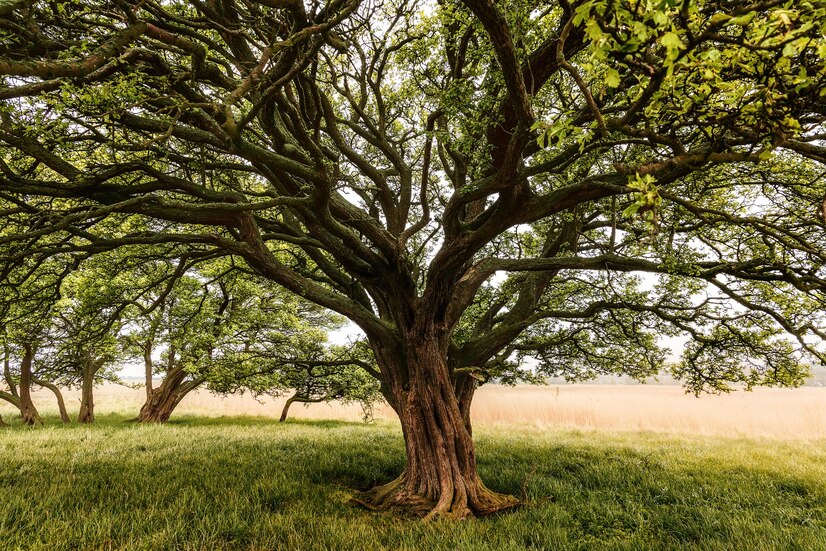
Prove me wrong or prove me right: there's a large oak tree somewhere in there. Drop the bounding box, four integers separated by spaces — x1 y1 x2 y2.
1 0 825 517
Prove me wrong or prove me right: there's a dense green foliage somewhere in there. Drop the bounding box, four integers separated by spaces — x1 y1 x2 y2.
0 416 824 549
0 0 822 392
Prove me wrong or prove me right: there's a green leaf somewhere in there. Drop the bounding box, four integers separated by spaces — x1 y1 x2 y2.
605 68 621 88
728 12 756 26
782 41 800 58
660 31 685 61
584 19 603 41
623 202 643 217
708 13 731 26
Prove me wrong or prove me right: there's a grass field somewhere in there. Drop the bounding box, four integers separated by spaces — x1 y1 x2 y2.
2 386 826 549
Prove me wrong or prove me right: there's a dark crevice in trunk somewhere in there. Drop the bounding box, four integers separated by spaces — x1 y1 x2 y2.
453 373 477 437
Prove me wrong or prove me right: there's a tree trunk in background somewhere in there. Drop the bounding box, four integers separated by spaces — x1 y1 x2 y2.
0 413 7 427
18 343 42 425
279 394 298 423
279 393 324 422
77 360 97 423
351 330 518 519
135 366 203 423
143 342 153 401
32 378 70 423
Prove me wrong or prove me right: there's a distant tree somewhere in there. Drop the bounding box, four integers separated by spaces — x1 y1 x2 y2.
29 377 71 424
208 335 381 422
127 259 352 423
197 268 382 422
272 346 381 423
0 342 41 425
1 0 824 517
128 272 232 422
33 253 145 423
0 245 216 424
0 256 75 424
0 341 24 423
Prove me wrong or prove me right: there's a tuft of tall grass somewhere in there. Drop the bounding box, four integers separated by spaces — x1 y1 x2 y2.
1 415 825 550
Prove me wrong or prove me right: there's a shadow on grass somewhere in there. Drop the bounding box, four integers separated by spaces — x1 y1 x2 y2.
1 412 377 430
164 415 370 430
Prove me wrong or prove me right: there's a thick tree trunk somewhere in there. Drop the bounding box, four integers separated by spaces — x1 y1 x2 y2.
32 378 70 423
135 367 202 423
18 344 42 425
77 362 96 423
351 332 518 519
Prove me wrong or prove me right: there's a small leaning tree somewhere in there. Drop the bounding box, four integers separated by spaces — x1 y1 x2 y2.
1 0 825 517
126 266 239 423
45 261 130 423
207 334 382 422
0 255 75 425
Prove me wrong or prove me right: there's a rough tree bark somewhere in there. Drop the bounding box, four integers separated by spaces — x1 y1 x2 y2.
32 377 70 423
18 343 42 425
279 392 324 422
77 357 103 423
351 327 519 519
135 365 203 423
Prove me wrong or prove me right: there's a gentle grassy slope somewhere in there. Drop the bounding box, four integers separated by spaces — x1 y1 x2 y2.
1 415 825 550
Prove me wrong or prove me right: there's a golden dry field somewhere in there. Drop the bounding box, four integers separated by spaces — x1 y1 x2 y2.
5 382 826 439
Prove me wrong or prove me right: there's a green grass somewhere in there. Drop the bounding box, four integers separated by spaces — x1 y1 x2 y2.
1 414 825 550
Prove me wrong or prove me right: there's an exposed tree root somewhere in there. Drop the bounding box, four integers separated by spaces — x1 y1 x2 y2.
20 408 42 425
350 473 520 520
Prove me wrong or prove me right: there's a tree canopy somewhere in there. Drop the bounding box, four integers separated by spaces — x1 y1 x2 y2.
1 0 824 518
